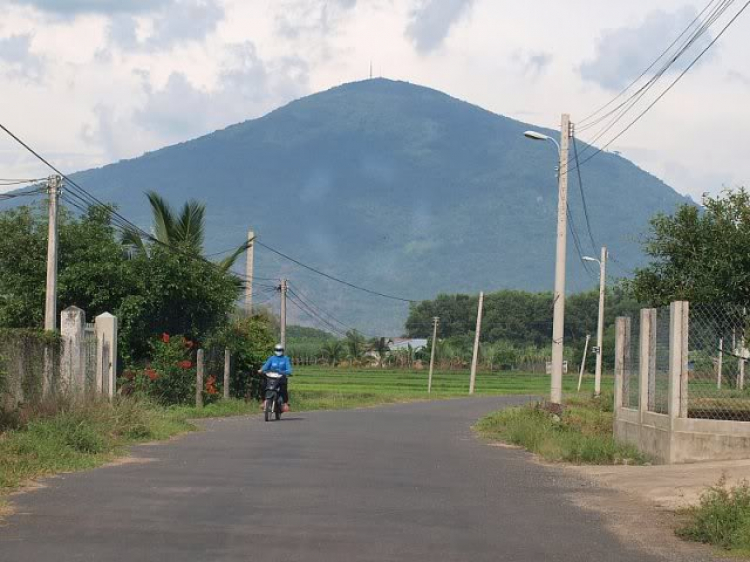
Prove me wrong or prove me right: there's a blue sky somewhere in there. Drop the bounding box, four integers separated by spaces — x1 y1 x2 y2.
0 0 748 199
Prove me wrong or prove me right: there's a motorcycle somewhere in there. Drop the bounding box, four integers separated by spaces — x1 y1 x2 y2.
262 372 286 422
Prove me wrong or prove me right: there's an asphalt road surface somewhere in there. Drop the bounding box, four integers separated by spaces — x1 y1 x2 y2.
0 397 714 561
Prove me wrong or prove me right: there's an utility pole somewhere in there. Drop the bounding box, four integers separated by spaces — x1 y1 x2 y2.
469 292 485 395
594 246 607 397
44 175 62 332
550 113 571 406
244 229 255 314
577 334 591 393
428 316 439 394
280 279 288 348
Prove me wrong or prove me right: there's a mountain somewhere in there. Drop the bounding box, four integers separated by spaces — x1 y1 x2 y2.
35 79 695 334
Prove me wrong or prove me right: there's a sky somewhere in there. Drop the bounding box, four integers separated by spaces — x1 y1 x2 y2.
0 0 748 200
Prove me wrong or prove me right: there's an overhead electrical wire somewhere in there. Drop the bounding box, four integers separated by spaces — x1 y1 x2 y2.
578 0 726 129
573 0 744 168
255 240 417 303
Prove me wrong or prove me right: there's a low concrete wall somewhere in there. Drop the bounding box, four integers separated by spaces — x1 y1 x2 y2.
615 408 750 464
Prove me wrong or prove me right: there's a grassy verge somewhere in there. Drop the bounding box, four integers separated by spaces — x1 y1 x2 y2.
474 393 648 465
677 478 750 556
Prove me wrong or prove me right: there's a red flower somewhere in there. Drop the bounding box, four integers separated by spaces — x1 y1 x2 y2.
162 333 170 344
178 360 193 370
145 368 159 381
205 375 218 395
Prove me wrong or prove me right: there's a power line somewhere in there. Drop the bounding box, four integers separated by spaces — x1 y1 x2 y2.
571 131 597 253
578 0 726 129
573 0 743 170
255 240 417 303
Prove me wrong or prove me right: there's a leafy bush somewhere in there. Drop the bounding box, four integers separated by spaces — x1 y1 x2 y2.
678 478 750 552
475 394 646 465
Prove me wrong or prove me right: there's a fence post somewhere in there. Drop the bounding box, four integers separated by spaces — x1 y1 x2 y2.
95 313 118 399
717 338 723 390
224 348 231 400
668 301 688 419
196 349 204 409
639 309 655 418
61 306 86 393
614 317 628 411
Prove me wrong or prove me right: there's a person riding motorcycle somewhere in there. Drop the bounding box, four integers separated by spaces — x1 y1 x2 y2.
259 344 292 408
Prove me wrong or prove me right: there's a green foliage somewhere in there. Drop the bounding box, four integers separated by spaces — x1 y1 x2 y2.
475 394 647 465
206 313 276 397
321 340 346 366
632 188 750 306
0 205 133 328
116 244 240 360
678 478 750 553
121 335 200 405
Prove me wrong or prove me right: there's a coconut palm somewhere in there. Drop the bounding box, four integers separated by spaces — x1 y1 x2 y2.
345 329 367 366
369 337 390 368
321 340 345 366
123 191 250 271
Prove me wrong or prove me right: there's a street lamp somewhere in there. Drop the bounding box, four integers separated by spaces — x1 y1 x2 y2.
524 115 571 407
583 247 608 397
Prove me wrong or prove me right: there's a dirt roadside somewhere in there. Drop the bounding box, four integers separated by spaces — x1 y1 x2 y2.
559 460 750 561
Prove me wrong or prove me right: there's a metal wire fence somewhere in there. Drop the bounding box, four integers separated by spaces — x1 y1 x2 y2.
623 315 640 409
649 307 672 414
688 304 750 421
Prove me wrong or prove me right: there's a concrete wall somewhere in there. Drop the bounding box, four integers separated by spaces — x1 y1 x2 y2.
613 303 750 464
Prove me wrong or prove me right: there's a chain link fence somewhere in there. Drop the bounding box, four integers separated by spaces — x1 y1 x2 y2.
622 315 640 409
648 307 672 414
688 304 750 421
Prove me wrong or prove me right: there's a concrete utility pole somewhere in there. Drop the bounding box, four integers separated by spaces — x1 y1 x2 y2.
550 113 571 405
577 334 591 393
428 316 439 394
280 279 288 348
594 246 607 396
244 229 255 314
469 292 485 395
44 175 62 332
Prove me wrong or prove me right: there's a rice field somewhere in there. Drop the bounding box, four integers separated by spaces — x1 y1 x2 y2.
290 366 614 398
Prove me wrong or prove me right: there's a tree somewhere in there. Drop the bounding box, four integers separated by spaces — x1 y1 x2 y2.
0 204 133 328
369 337 390 368
632 189 750 307
123 191 250 271
321 340 345 366
344 329 367 365
117 243 240 359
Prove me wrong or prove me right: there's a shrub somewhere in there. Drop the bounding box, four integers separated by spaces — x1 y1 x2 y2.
678 478 750 552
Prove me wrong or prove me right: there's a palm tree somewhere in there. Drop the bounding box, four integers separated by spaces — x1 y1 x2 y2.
321 340 345 367
345 330 367 366
369 337 390 368
123 191 250 271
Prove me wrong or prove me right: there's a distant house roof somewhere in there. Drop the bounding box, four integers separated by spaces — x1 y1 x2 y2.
389 338 428 351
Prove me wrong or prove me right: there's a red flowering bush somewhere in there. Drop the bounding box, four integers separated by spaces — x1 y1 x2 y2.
120 334 199 404
205 375 218 396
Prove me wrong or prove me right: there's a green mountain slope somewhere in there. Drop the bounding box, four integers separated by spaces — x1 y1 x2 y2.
51 79 691 334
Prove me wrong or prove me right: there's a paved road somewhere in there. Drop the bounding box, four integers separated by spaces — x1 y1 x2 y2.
0 397 708 561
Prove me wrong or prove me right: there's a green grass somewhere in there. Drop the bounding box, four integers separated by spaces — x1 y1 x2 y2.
474 393 648 465
678 478 750 555
292 366 613 397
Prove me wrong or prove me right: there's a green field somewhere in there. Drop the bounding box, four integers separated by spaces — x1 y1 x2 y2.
290 366 614 398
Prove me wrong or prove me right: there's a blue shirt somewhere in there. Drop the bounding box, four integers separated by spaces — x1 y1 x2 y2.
261 355 292 376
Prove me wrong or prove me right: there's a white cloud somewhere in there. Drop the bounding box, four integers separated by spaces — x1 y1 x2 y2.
405 0 474 54
0 33 45 81
579 7 713 91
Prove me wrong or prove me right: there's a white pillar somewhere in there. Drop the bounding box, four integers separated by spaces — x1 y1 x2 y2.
61 306 86 393
95 313 118 399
